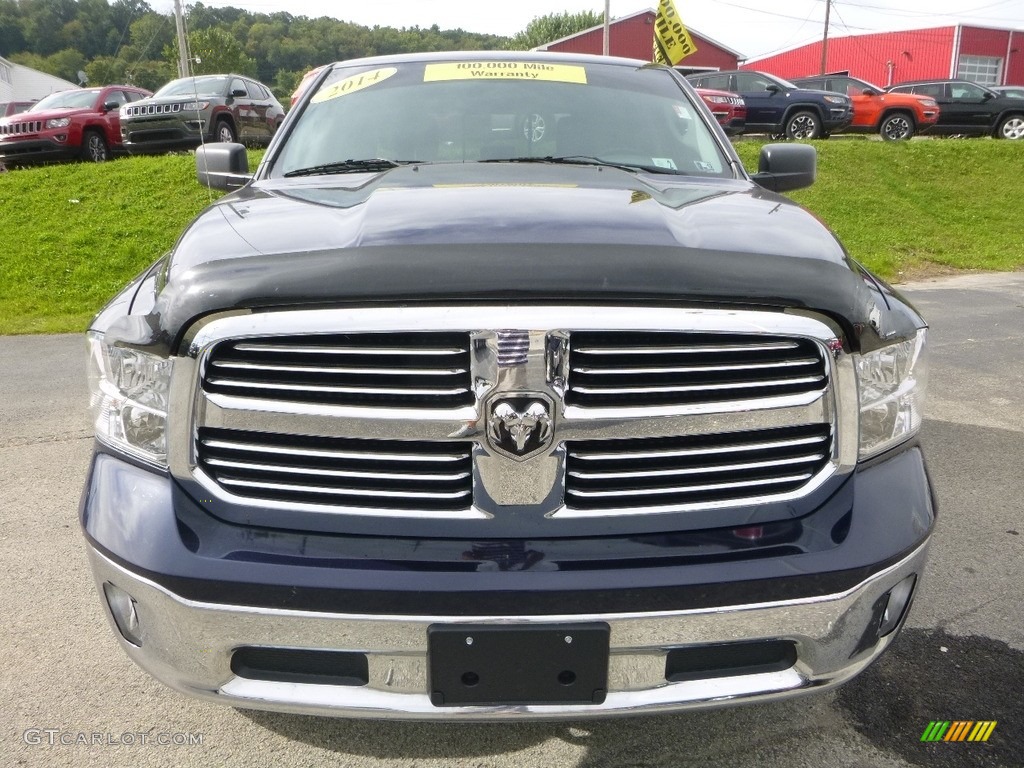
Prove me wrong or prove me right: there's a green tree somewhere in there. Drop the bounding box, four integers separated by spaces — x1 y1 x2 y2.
168 26 256 77
506 10 604 50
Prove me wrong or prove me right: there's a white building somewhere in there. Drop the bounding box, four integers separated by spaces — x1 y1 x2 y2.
0 55 78 104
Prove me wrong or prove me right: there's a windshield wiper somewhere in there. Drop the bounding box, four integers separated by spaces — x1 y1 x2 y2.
480 155 686 175
283 159 420 178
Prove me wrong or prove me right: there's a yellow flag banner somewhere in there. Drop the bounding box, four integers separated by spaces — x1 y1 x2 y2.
653 0 698 65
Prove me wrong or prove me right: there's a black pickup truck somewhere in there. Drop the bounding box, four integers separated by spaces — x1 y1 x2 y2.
81 51 934 719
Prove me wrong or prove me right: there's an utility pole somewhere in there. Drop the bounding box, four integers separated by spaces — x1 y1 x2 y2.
819 0 831 75
603 0 610 55
173 0 189 79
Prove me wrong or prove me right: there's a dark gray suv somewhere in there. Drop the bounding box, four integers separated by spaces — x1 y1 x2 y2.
120 74 285 153
886 79 1024 140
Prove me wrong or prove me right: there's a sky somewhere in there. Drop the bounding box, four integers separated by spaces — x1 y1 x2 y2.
151 1 1024 61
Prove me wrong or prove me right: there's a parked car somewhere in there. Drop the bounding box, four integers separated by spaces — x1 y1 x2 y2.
0 86 150 165
792 73 938 141
885 79 1024 139
120 74 285 153
686 70 852 139
695 87 746 136
82 51 932 720
0 100 34 117
991 85 1024 99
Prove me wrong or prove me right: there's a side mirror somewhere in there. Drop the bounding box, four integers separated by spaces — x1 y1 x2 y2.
765 84 780 94
231 88 247 97
862 88 878 96
103 101 119 112
196 143 251 190
751 143 816 192
982 91 994 101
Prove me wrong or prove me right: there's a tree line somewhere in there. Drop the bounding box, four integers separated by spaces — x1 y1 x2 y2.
0 0 602 100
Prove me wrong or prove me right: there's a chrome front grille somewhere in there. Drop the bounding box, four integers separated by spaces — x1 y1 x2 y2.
567 331 827 408
124 103 182 116
565 424 833 512
196 427 474 512
201 332 473 409
178 307 856 524
0 120 42 135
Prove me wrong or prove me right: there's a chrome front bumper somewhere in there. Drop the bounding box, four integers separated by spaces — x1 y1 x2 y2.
87 541 928 720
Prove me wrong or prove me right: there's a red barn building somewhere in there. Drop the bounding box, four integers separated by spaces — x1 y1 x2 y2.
537 9 744 73
744 25 1023 88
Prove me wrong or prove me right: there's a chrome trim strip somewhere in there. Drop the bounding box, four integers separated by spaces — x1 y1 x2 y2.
234 343 466 356
201 438 470 463
568 434 828 461
205 379 469 397
191 467 490 520
211 361 468 376
573 341 801 355
571 358 820 375
565 472 814 499
218 477 472 500
204 458 472 483
571 375 824 395
566 454 825 481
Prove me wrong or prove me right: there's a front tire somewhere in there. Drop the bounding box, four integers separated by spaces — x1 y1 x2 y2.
215 119 237 143
996 114 1024 140
880 112 915 141
81 130 110 162
785 110 821 140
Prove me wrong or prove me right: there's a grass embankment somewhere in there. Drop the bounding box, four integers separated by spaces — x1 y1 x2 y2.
1 141 1021 335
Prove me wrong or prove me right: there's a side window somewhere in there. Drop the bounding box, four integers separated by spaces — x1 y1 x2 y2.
104 90 128 107
912 84 946 99
736 74 774 92
688 75 707 88
702 74 731 90
950 83 985 101
125 90 146 102
833 78 863 97
801 78 826 90
247 81 267 99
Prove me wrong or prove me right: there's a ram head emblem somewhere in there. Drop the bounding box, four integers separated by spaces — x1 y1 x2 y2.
487 399 553 459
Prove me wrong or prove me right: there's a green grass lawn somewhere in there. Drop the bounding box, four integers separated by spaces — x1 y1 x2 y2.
1 140 1021 335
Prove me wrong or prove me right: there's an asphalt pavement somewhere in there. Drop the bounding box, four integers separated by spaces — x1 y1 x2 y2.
1 271 1021 768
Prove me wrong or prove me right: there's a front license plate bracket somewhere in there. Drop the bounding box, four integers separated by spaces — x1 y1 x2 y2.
428 623 610 707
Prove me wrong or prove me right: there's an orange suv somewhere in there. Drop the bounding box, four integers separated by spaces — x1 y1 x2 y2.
793 73 938 140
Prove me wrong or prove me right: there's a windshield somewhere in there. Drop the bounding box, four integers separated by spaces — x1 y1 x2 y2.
30 89 100 111
154 76 230 98
274 59 732 179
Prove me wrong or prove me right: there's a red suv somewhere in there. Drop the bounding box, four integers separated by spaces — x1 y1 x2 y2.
0 85 151 165
695 87 746 136
793 74 938 141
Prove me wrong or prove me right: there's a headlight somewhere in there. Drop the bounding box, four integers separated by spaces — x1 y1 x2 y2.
705 95 730 104
46 117 71 128
87 331 172 466
855 329 928 459
179 101 210 111
823 95 848 105
921 99 938 107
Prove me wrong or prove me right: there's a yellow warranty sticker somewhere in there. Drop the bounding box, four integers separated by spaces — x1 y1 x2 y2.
312 67 397 103
424 62 587 84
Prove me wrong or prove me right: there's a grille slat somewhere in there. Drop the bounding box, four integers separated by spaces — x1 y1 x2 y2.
565 424 832 512
202 332 473 408
197 428 473 511
568 331 827 408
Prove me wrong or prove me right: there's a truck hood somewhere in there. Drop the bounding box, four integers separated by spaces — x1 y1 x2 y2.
111 162 921 353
